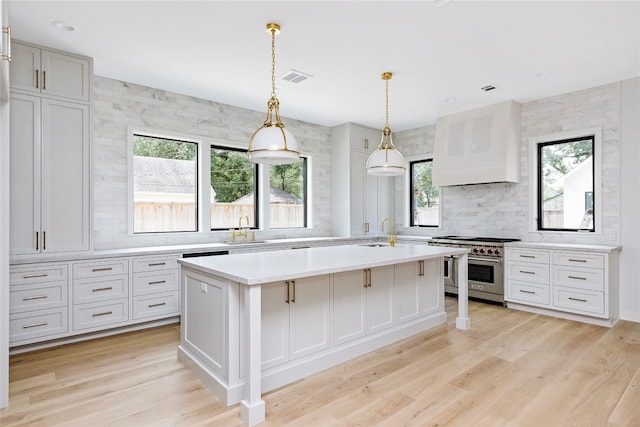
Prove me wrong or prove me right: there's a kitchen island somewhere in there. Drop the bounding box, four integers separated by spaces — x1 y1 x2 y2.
177 243 469 426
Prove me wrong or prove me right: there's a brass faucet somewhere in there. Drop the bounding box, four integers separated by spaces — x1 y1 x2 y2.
381 217 396 247
231 215 251 242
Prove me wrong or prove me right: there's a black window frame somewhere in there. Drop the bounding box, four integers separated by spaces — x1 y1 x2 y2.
536 135 595 232
409 158 439 228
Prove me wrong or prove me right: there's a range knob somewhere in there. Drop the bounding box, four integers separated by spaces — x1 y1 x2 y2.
479 248 485 253
487 249 493 254
472 248 479 253
494 249 501 255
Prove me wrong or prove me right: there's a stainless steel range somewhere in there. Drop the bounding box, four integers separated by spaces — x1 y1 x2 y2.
428 236 520 304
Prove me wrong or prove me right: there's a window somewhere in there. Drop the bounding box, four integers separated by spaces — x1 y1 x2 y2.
132 134 198 233
409 159 440 227
210 145 258 230
537 135 595 231
269 157 307 228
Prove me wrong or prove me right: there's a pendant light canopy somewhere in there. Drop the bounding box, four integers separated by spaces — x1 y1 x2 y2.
248 23 300 165
366 72 407 176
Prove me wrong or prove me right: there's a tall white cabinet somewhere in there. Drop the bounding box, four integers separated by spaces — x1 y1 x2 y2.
9 41 91 255
331 123 393 237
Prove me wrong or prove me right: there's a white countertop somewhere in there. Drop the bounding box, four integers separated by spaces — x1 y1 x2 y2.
178 243 468 285
503 241 621 253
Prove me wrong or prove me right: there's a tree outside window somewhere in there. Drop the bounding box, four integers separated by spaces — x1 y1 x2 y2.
410 159 439 227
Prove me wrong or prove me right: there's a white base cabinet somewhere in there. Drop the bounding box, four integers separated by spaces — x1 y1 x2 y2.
505 243 620 326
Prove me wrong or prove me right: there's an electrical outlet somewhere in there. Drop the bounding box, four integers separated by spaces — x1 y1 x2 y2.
200 282 208 293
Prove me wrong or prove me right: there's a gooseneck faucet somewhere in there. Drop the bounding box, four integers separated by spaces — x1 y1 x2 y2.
231 215 253 242
381 217 396 247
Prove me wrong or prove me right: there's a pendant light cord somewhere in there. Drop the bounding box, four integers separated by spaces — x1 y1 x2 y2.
385 77 390 128
270 27 277 99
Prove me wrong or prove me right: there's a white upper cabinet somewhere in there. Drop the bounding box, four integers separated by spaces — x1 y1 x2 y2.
10 41 91 102
432 100 521 187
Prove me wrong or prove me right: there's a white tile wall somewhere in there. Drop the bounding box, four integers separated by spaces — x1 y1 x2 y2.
396 82 620 245
92 77 331 250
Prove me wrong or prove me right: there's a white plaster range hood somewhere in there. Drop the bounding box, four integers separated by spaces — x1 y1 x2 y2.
432 100 521 186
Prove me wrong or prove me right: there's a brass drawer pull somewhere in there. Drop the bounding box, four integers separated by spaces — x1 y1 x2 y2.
92 311 113 317
418 260 425 277
519 254 535 258
148 262 166 266
23 321 48 329
285 280 290 304
148 302 166 308
519 270 535 275
92 287 113 292
519 290 535 294
23 273 48 279
568 258 587 263
92 267 113 272
23 295 48 301
568 297 587 303
148 280 166 285
568 276 587 280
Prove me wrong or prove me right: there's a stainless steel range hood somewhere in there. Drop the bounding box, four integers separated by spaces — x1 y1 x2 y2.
432 100 521 187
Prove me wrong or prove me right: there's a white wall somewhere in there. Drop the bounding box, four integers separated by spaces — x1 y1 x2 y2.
619 77 640 322
92 76 332 250
395 81 639 322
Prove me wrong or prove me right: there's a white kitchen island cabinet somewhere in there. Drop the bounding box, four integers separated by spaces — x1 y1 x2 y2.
178 244 469 427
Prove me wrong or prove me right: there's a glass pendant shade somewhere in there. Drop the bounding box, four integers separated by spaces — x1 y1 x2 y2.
248 22 301 165
366 126 407 176
366 72 406 176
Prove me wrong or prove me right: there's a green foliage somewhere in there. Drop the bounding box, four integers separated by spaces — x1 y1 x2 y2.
133 135 196 160
541 139 593 200
270 161 304 200
413 161 438 208
211 149 255 203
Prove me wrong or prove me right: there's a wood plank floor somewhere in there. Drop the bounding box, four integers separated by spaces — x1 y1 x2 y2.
2 297 639 426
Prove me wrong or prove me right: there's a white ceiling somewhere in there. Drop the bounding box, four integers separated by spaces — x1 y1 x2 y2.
8 0 640 131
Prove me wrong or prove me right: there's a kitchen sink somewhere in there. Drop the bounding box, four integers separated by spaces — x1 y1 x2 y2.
358 243 389 248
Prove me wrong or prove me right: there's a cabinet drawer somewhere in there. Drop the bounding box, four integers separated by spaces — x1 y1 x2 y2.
73 259 129 279
507 261 550 284
73 274 129 304
507 280 550 306
133 271 178 296
553 288 605 316
133 255 179 273
554 267 604 291
508 249 550 264
10 263 68 284
554 252 604 269
133 292 179 320
10 307 69 343
73 299 129 330
10 281 67 313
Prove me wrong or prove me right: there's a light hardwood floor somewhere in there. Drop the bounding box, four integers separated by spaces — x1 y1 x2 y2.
2 298 639 426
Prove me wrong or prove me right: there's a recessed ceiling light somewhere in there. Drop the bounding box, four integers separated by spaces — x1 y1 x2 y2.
52 20 75 32
444 97 457 103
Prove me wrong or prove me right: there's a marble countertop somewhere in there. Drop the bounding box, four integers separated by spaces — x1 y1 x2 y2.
503 241 621 253
178 243 468 285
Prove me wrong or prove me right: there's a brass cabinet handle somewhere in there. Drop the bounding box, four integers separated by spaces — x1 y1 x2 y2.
568 297 587 303
92 267 113 272
43 231 46 250
148 280 166 285
35 69 39 88
519 270 535 275
23 273 48 279
92 311 113 318
1 26 11 61
364 137 369 150
285 280 290 304
148 262 166 266
148 302 166 308
35 231 39 250
23 321 48 329
42 70 46 90
23 295 48 301
568 275 587 280
291 280 296 303
519 254 535 258
92 287 113 292
418 260 425 277
519 290 535 294
363 269 372 287
568 258 587 263
364 223 369 233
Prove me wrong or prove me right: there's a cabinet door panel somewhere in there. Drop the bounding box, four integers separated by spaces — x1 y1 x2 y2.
41 98 89 252
368 266 394 333
9 94 40 254
290 275 331 360
261 282 290 369
333 270 366 345
9 43 40 93
41 50 91 101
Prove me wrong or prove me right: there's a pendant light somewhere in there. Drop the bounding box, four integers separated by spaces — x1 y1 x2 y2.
248 23 300 165
366 72 406 176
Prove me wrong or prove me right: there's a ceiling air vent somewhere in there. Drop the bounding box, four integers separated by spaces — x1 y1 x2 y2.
278 69 313 84
481 84 497 92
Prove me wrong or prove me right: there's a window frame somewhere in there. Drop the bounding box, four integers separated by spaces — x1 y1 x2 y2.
128 130 200 235
405 155 442 229
529 128 602 235
268 156 309 230
209 144 260 231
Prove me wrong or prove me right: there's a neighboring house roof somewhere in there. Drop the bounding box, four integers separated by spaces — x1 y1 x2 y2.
234 187 302 205
134 156 196 194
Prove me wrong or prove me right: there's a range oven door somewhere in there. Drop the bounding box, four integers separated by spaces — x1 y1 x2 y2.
467 256 504 300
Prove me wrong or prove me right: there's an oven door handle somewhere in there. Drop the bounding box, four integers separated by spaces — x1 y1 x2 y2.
468 256 502 264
